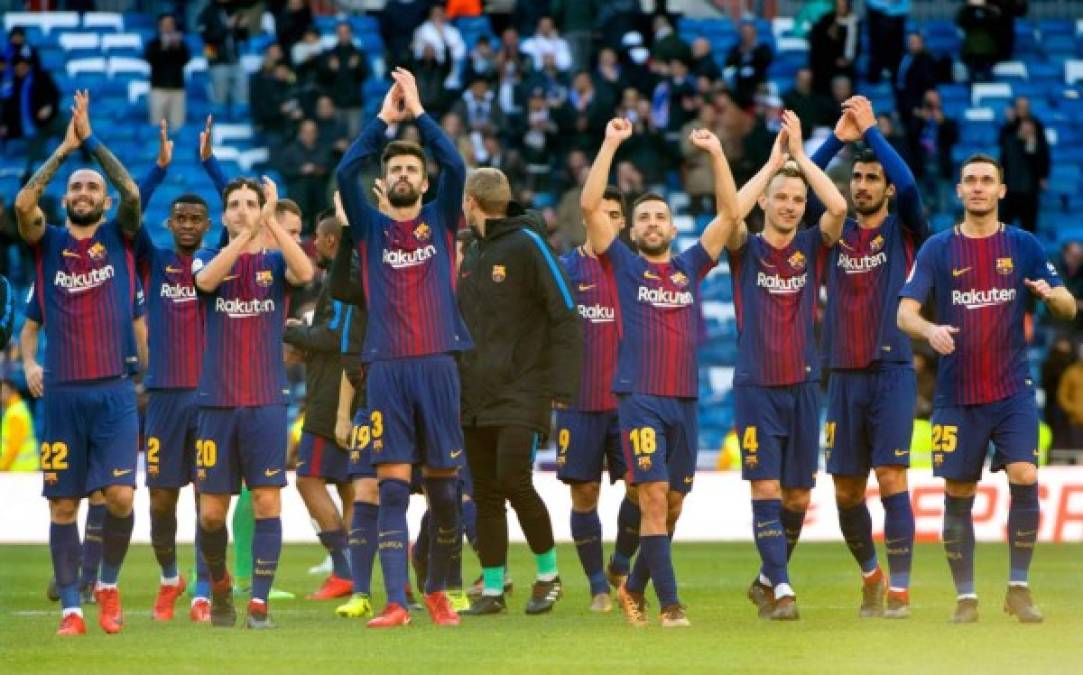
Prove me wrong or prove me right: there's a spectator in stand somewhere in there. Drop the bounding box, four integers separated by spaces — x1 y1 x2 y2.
894 31 938 129
276 0 314 56
198 0 249 110
793 0 834 38
725 20 773 108
690 38 721 83
1056 342 1083 451
782 67 835 138
992 0 1028 62
865 0 909 84
1057 241 1083 336
523 52 570 104
808 0 860 95
291 27 324 84
463 36 498 87
252 56 304 148
2 27 40 71
521 88 559 194
906 88 959 213
144 13 191 130
412 5 466 87
0 56 63 183
956 0 1001 82
278 119 332 233
313 95 350 158
550 0 597 72
452 76 507 140
653 57 698 137
618 96 669 187
317 22 368 139
499 26 526 68
999 97 1050 233
380 0 432 70
595 47 627 101
595 0 640 52
413 43 453 117
522 16 573 72
680 102 722 215
1043 336 1076 451
557 70 611 154
650 15 690 65
877 112 912 165
829 74 854 119
480 132 526 188
446 0 482 18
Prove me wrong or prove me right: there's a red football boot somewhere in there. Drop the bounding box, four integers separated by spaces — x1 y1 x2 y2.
424 591 460 626
366 603 411 628
56 612 87 636
94 586 124 634
190 597 211 623
152 576 187 621
307 575 353 600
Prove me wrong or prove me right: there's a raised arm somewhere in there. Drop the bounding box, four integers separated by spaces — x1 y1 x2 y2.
732 129 788 251
581 118 632 254
15 115 81 245
801 110 857 225
259 177 314 286
687 128 737 261
137 119 174 215
73 91 141 238
198 115 229 198
781 110 846 246
335 83 405 233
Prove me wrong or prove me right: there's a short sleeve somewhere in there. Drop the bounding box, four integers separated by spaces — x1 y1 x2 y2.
900 237 938 303
133 279 146 318
25 284 43 323
191 247 217 278
676 241 717 280
1024 233 1063 288
133 226 156 266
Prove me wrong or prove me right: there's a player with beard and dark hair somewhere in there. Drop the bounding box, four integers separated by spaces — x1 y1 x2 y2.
15 91 144 636
800 96 928 619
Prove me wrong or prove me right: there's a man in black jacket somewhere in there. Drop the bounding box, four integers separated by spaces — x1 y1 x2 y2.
317 22 368 139
284 212 358 602
999 97 1051 232
144 14 191 129
457 168 582 616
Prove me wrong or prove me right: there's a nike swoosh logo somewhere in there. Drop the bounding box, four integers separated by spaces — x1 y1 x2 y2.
165 266 183 274
643 271 661 280
62 250 81 258
894 449 909 456
449 449 463 458
112 468 133 477
222 274 239 281
884 538 909 545
255 559 276 565
378 531 403 537
952 267 971 277
1015 529 1037 537
295 461 305 467
264 468 282 477
756 521 777 528
578 283 596 292
683 476 694 484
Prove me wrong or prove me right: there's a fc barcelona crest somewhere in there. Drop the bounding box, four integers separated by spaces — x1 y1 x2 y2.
414 222 431 241
788 251 806 271
637 455 652 470
869 235 884 252
256 270 274 287
744 454 758 469
670 271 689 287
996 257 1014 275
87 242 107 261
492 265 506 283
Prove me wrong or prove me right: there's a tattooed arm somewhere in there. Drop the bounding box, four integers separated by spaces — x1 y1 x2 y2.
15 129 78 245
72 91 142 238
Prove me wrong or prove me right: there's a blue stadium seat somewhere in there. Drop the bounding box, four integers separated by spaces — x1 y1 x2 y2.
1043 34 1076 58
1038 19 1073 38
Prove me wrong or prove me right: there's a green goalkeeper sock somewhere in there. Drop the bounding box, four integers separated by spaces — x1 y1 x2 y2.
535 548 558 582
232 487 254 584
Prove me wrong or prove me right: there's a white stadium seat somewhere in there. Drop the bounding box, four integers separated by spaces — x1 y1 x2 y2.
58 33 100 52
66 57 107 78
82 12 124 33
102 33 144 52
107 57 151 78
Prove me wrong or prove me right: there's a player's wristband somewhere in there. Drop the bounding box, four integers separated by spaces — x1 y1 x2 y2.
83 134 102 153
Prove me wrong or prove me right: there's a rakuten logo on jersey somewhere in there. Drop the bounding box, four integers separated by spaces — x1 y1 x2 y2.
578 303 616 323
837 251 887 274
636 286 693 308
160 283 196 302
54 265 115 293
215 297 276 318
382 245 437 269
756 271 806 294
952 287 1016 309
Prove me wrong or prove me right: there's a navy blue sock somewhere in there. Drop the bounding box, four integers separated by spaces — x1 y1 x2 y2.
423 476 460 594
1008 483 1040 585
625 547 651 594
99 511 134 585
80 503 106 587
150 510 179 579
571 509 607 596
838 502 879 574
377 479 410 606
881 491 914 590
943 495 976 596
612 496 640 574
317 528 351 580
199 523 229 583
781 507 806 561
461 496 478 551
251 517 282 603
641 534 679 608
50 522 82 610
753 499 789 586
349 501 379 595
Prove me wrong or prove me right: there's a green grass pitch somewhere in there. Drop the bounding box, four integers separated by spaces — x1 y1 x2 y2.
2 542 1082 674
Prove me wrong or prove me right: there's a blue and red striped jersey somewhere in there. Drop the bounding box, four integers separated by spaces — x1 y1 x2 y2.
192 249 290 407
336 114 472 362
604 240 716 399
823 216 921 369
729 227 827 387
560 247 619 411
31 221 139 384
135 229 204 389
901 224 1061 406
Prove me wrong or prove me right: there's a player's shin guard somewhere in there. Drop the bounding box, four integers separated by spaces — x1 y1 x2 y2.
51 522 83 611
423 476 460 594
349 501 379 595
781 507 806 561
753 499 790 589
80 503 106 588
98 511 134 586
1007 483 1040 586
943 495 977 597
881 492 914 590
317 528 350 580
571 509 607 596
377 479 411 606
640 535 679 608
838 502 879 575
251 518 282 603
199 523 229 584
232 488 254 581
612 497 641 574
151 510 179 580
